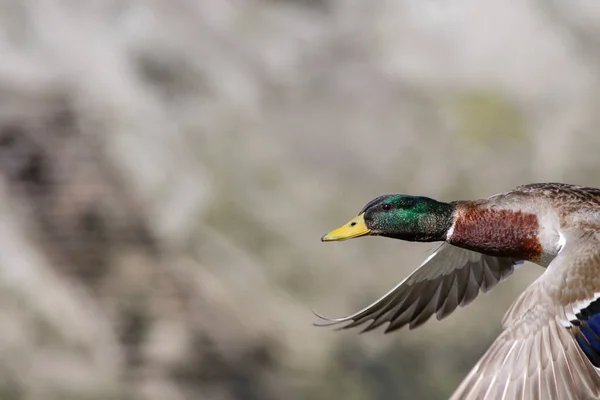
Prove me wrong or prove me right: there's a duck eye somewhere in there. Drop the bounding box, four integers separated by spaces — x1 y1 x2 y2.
381 204 391 211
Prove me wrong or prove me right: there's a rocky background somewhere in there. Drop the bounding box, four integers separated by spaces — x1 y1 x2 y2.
1 1 600 399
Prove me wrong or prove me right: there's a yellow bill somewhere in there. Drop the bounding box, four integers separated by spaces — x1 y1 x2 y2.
321 213 372 242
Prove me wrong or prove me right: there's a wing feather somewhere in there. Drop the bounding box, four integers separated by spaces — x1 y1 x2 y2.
314 244 521 333
451 229 600 400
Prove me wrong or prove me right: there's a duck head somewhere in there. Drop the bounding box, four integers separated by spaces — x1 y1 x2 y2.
322 195 455 243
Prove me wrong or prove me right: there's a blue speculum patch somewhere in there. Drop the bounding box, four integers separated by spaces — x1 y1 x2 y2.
573 298 600 368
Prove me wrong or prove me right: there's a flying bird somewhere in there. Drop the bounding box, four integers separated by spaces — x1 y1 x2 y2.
318 182 600 400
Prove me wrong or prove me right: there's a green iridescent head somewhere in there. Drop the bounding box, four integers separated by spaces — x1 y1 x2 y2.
322 195 455 243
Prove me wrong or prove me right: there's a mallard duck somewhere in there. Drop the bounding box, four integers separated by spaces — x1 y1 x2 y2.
318 183 600 400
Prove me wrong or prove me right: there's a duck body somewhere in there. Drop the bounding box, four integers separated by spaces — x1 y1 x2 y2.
319 183 600 400
448 183 600 265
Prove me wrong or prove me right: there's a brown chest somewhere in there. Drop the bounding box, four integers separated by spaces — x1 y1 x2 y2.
449 207 543 262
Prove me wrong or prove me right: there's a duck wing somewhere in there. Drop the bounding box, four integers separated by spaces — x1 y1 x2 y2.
450 229 600 400
314 244 522 333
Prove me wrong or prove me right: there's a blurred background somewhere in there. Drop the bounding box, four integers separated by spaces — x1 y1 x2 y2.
1 0 600 399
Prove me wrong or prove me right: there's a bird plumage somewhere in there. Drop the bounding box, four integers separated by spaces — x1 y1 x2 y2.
318 183 600 399
451 229 600 400
314 244 521 333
